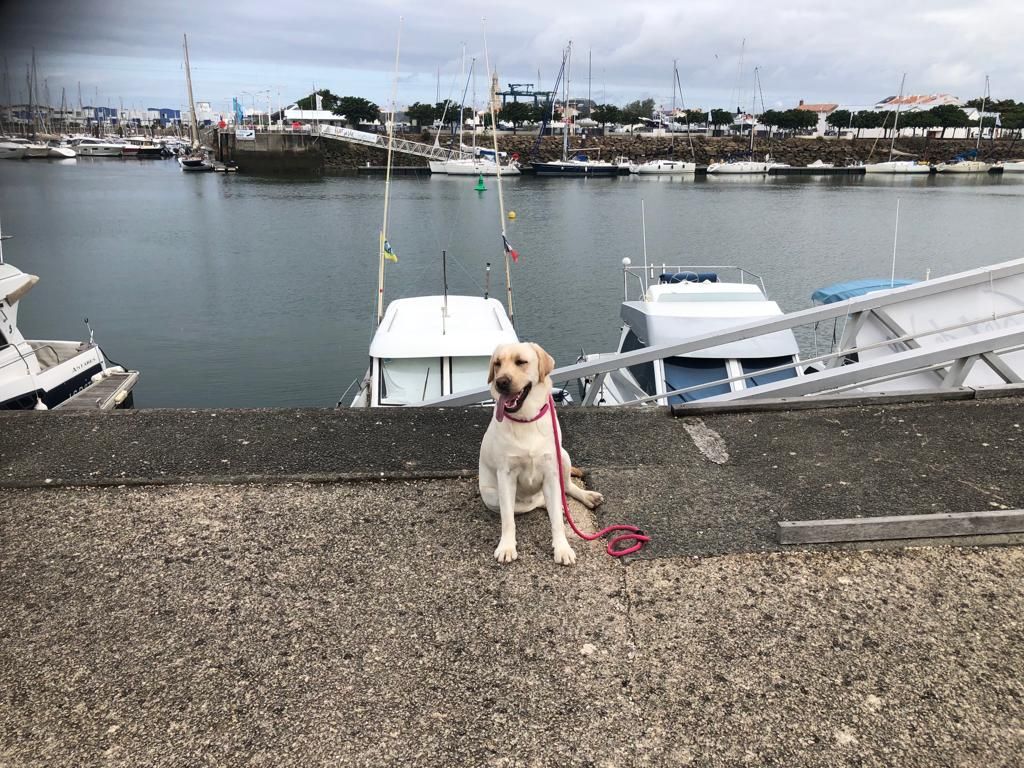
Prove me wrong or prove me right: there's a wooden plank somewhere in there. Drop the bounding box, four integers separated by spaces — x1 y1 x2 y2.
778 509 1024 545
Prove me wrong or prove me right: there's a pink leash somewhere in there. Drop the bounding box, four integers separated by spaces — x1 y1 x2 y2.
544 394 651 558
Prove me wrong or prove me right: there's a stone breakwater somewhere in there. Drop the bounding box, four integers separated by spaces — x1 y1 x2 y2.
322 133 1023 171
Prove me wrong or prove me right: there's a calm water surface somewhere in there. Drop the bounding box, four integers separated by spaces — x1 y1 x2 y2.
2 158 1022 407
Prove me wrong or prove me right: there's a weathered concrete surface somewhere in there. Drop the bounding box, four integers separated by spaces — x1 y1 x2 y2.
3 398 1023 558
1 482 1022 766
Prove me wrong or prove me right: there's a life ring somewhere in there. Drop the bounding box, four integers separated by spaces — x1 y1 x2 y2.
511 152 520 161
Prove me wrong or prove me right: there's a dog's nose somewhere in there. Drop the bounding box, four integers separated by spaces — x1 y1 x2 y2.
495 375 511 393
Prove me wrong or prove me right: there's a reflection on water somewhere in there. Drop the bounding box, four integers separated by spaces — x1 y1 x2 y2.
1 160 1022 406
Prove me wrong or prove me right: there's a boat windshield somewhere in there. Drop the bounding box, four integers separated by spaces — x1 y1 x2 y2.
663 358 730 403
380 357 443 405
740 357 798 387
451 356 491 396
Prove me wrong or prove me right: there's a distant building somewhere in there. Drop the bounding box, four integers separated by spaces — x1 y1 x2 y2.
795 100 839 136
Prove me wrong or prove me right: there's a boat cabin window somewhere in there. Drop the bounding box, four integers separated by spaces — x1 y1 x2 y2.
380 357 443 405
663 358 730 403
450 356 491 396
741 357 798 388
621 329 657 396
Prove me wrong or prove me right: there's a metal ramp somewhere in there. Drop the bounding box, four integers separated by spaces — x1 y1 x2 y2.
421 257 1024 409
56 370 139 410
316 125 474 162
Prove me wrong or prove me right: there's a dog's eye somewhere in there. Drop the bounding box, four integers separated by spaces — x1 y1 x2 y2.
515 360 527 367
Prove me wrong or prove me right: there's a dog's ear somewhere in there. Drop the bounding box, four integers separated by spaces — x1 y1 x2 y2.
530 343 555 381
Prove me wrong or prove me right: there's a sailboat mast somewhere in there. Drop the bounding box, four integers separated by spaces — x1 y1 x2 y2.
483 19 515 326
670 59 676 154
749 67 757 154
888 73 906 163
183 35 201 149
976 75 988 151
376 19 403 326
563 42 571 161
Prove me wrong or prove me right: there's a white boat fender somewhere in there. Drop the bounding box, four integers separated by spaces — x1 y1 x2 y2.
114 390 129 405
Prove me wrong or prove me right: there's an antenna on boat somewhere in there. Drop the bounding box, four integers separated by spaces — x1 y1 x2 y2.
641 199 649 288
484 262 491 299
376 17 403 326
0 215 8 265
442 249 449 331
890 198 901 288
482 18 515 327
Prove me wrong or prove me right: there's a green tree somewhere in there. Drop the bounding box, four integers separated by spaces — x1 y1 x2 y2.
826 109 852 134
900 110 931 137
851 110 882 138
296 89 341 111
709 108 735 135
405 101 437 128
927 104 970 138
591 103 622 128
788 109 819 133
433 101 463 128
1000 110 1024 137
499 101 532 133
333 96 380 126
621 98 656 125
684 109 708 126
758 109 783 137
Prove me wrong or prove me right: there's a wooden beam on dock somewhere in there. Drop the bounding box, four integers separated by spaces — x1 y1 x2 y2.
778 509 1024 545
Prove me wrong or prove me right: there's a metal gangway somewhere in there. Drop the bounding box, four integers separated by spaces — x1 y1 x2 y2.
316 125 474 162
422 258 1024 409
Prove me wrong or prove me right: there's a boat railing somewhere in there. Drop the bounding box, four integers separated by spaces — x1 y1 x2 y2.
622 263 767 301
420 257 1024 409
0 342 54 375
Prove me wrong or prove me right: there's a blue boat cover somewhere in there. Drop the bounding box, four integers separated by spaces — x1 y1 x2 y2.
811 278 916 304
660 271 720 284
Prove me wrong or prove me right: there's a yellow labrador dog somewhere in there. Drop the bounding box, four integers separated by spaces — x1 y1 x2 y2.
479 342 603 565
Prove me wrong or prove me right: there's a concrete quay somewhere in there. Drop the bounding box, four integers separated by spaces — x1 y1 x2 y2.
2 397 1023 766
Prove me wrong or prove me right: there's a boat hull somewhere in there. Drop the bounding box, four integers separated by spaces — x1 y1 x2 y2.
707 162 768 174
47 146 77 158
75 145 123 157
936 161 993 173
178 156 212 172
531 161 618 177
862 161 931 174
443 160 521 176
634 161 696 174
0 144 25 160
22 145 51 158
1001 161 1024 173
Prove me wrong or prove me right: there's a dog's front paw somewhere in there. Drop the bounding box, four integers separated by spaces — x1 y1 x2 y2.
580 490 604 509
494 539 518 563
553 541 577 566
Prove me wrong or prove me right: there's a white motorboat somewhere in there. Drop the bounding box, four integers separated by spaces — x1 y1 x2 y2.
0 142 25 160
47 144 76 158
578 263 801 405
707 155 789 174
72 138 123 157
7 138 50 158
862 160 931 174
349 295 518 407
1000 160 1024 172
806 159 834 169
0 234 138 410
633 159 697 175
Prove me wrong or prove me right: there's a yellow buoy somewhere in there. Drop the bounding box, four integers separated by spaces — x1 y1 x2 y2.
508 210 516 219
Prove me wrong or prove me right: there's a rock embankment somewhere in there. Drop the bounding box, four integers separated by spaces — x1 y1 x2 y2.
321 133 1023 170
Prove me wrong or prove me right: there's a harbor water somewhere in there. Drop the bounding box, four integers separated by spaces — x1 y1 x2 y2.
2 158 1023 407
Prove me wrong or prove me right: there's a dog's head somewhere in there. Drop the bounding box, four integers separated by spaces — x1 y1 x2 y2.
488 342 555 422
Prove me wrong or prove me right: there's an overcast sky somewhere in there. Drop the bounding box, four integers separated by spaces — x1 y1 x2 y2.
2 0 1021 116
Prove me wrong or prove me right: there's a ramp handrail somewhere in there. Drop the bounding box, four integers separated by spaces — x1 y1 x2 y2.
417 257 1024 407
